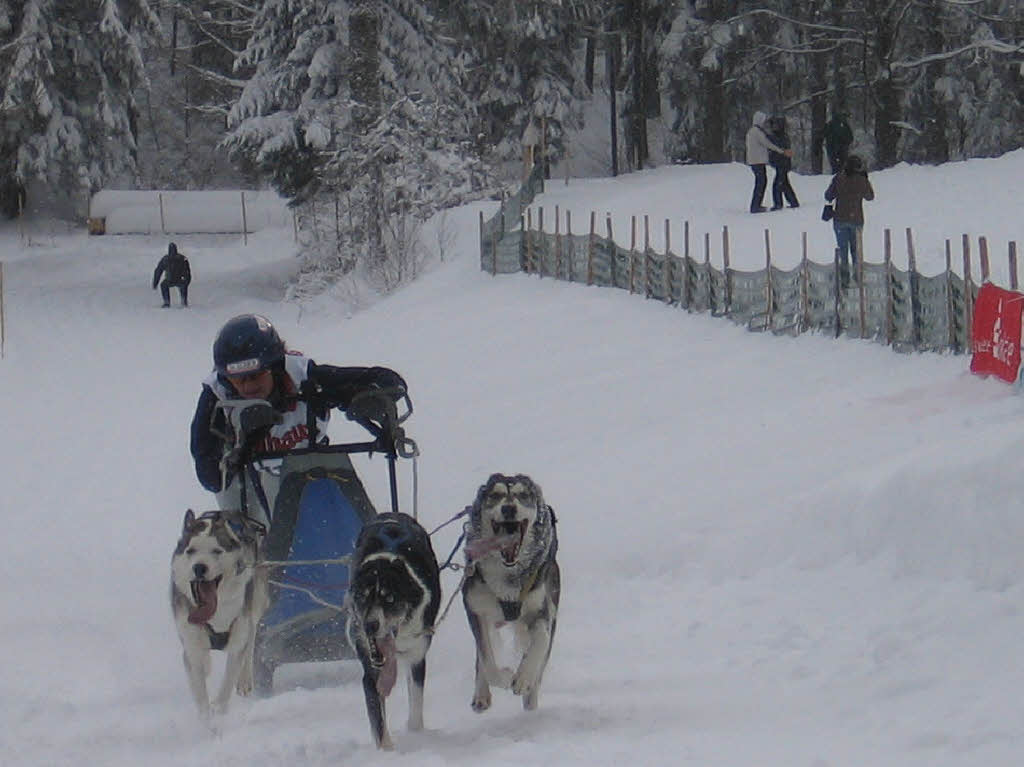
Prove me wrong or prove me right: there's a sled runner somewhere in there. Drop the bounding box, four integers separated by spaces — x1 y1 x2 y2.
215 387 417 695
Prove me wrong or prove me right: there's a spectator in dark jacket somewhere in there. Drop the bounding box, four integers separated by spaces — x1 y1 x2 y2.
767 115 799 210
824 154 875 286
152 242 191 307
822 112 854 175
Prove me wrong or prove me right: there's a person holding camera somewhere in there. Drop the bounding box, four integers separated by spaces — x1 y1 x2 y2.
825 154 874 287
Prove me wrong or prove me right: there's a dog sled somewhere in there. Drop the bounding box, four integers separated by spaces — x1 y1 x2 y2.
215 387 418 695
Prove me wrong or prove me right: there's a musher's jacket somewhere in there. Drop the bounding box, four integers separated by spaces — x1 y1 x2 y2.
189 351 405 492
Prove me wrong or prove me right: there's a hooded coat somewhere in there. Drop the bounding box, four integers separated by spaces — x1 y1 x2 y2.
152 243 191 288
745 111 786 166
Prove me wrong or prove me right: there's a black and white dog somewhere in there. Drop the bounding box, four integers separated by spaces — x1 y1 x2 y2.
462 473 560 712
346 512 441 750
170 509 268 720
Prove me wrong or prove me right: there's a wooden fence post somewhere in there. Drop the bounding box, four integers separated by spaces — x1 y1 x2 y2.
704 232 711 312
478 210 484 263
606 213 615 287
763 229 772 330
491 226 498 275
520 215 527 272
722 226 731 316
907 228 921 348
945 241 956 352
159 193 166 234
587 211 596 286
681 220 690 311
664 219 672 304
857 228 866 338
643 215 651 299
554 205 562 279
884 227 892 344
1010 242 1019 291
963 234 973 345
537 207 545 277
565 209 573 282
497 200 506 275
629 215 637 294
979 236 990 283
526 208 534 274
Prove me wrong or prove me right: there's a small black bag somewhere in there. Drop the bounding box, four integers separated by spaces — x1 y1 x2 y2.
821 203 834 221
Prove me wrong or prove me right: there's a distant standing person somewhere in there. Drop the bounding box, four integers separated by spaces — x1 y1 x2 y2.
825 155 874 287
153 242 191 308
822 112 854 175
745 111 793 213
767 115 799 210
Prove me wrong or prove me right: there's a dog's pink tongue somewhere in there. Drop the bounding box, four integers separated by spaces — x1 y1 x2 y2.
375 635 398 698
188 581 218 625
466 533 517 561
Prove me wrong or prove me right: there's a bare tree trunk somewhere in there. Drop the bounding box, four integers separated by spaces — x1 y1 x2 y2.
919 0 949 163
866 4 900 169
808 2 827 174
628 0 647 169
350 1 383 264
584 34 595 92
700 67 727 163
170 13 178 76
831 0 847 115
607 26 619 177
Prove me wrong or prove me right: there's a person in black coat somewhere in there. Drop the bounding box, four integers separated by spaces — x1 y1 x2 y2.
152 242 191 307
767 116 799 210
822 112 854 175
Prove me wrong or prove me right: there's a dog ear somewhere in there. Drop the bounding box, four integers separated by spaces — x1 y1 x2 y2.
183 509 196 532
517 475 542 503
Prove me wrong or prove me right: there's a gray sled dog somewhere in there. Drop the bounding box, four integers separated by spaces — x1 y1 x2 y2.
347 512 441 750
462 473 560 712
170 509 268 720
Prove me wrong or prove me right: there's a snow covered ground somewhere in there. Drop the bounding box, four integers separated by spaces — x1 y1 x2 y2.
2 154 1023 766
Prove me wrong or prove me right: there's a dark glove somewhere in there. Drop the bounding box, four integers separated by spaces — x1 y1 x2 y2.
230 397 280 440
369 367 407 394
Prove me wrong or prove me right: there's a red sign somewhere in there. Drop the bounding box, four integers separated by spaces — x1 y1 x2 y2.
971 283 1023 383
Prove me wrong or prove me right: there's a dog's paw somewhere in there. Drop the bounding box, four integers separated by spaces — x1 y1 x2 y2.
236 674 254 697
522 689 539 711
511 671 534 699
471 689 492 712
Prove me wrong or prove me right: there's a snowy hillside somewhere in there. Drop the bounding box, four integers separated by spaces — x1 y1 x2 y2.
1 155 1023 766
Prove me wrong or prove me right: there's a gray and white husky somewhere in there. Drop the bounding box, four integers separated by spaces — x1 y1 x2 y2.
170 509 268 720
462 473 560 712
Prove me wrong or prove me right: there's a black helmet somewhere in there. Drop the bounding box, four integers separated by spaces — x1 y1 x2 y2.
212 314 285 376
